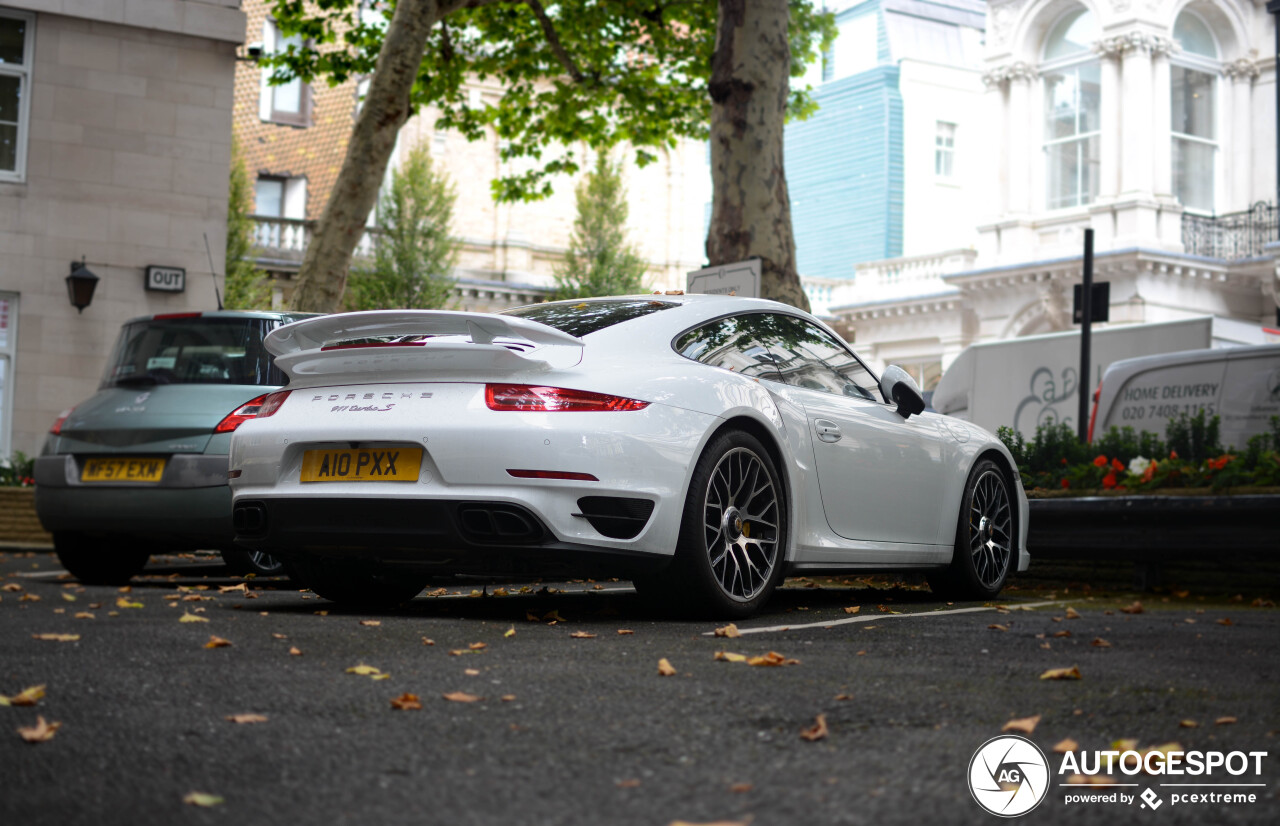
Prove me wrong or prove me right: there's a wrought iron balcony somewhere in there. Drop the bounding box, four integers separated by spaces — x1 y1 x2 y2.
1181 201 1277 261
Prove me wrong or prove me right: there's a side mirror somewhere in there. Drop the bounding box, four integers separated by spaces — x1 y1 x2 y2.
879 365 926 419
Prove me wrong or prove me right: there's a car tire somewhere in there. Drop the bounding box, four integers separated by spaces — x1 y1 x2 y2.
928 459 1014 601
53 532 151 585
287 555 426 609
220 547 287 577
642 429 787 618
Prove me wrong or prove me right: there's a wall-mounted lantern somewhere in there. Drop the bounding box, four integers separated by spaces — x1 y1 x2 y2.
66 259 99 314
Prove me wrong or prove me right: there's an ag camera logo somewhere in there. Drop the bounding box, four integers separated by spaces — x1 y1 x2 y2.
969 735 1050 817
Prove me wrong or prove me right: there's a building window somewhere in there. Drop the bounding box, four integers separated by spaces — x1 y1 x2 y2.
1041 9 1100 210
935 121 956 178
1171 11 1218 214
254 176 307 247
259 19 310 127
0 9 34 182
255 176 306 219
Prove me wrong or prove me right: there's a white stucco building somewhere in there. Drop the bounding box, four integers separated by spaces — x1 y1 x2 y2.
829 0 1277 391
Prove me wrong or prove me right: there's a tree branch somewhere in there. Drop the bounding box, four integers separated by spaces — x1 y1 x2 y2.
525 0 586 84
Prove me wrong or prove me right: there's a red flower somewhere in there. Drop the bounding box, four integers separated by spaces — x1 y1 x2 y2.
1093 455 1108 467
1060 458 1069 465
1169 450 1179 460
1061 478 1071 489
1111 458 1125 472
1206 454 1235 471
1141 460 1158 483
1102 471 1117 489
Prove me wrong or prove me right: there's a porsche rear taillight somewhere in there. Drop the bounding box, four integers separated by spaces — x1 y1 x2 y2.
485 384 649 412
214 390 291 433
215 394 269 433
50 408 74 435
256 390 291 418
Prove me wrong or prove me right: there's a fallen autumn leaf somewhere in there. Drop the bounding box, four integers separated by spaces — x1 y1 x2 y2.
183 792 224 808
225 714 268 724
204 635 232 649
1040 666 1082 680
0 685 46 707
442 691 481 703
17 716 61 743
657 658 677 676
800 714 829 741
390 693 422 711
1002 715 1041 734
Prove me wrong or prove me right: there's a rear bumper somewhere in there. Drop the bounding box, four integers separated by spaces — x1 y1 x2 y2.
34 454 234 547
35 484 234 548
232 496 667 577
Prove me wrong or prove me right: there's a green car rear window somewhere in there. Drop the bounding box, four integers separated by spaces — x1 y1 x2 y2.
503 299 678 338
101 317 285 388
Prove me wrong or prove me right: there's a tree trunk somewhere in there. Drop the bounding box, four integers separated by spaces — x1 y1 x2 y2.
288 0 442 313
706 0 809 312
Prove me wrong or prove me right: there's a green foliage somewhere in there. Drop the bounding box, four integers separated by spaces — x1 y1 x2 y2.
1092 426 1166 468
264 0 836 202
1003 412 1280 493
552 153 649 300
223 138 272 310
345 143 459 311
1164 408 1222 465
0 451 34 487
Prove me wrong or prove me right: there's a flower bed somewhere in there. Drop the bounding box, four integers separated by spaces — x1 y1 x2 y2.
1000 412 1280 497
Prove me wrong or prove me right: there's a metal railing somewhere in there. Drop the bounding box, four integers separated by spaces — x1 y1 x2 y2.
1181 201 1277 261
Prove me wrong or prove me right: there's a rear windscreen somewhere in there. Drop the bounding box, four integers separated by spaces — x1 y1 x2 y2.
503 299 678 338
101 318 284 388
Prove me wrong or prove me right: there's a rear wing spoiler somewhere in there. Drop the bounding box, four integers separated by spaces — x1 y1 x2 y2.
264 310 584 380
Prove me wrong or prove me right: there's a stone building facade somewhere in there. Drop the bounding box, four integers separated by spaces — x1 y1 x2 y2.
0 0 244 459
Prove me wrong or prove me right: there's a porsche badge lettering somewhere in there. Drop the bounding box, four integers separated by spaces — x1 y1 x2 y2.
300 448 423 482
311 391 434 411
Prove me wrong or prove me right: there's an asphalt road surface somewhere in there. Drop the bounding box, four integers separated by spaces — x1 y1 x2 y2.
2 551 1277 826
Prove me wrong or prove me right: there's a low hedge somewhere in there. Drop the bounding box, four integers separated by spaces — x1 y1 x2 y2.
998 411 1280 494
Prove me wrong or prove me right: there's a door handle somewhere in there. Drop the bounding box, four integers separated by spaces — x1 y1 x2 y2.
815 419 841 443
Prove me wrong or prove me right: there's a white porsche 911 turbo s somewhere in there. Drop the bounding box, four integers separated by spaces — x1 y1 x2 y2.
229 295 1028 617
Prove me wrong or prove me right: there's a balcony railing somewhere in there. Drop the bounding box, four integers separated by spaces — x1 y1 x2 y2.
1181 202 1277 261
854 248 977 291
251 216 376 265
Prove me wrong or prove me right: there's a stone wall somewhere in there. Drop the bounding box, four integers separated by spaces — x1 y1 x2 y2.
0 1 243 458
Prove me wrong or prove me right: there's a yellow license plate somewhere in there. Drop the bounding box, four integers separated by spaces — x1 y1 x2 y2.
300 448 423 482
80 457 167 483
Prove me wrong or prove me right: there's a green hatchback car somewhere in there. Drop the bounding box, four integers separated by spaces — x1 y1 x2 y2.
34 310 319 584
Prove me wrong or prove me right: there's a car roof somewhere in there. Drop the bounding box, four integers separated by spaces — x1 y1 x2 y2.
121 309 323 325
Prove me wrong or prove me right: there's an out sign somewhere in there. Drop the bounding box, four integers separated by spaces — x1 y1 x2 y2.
146 266 186 293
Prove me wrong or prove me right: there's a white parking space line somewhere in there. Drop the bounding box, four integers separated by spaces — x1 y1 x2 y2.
12 570 68 580
704 600 1065 636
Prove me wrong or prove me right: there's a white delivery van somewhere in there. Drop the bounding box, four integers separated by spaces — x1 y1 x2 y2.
1089 344 1280 449
932 317 1217 439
